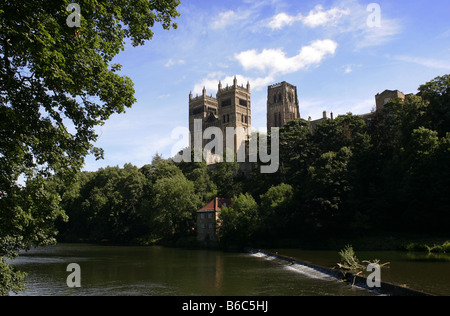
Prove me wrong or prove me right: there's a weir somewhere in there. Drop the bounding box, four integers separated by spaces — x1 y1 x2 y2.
248 249 435 296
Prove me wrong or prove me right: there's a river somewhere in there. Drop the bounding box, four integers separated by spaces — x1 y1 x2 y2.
9 244 450 296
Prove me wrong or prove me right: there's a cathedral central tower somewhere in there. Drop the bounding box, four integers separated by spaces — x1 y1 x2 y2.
267 81 300 131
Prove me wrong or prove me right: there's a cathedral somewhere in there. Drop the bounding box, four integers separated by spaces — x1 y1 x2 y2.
188 77 300 159
188 76 408 162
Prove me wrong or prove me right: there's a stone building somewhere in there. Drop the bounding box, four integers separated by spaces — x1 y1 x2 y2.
188 78 414 163
375 89 407 111
196 198 231 245
267 81 300 131
189 76 251 161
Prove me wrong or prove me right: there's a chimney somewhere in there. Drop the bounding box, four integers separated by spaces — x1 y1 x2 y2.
330 112 334 120
323 111 327 119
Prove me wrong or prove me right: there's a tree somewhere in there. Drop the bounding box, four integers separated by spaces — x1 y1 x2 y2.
140 154 184 184
56 165 148 242
304 147 353 234
313 114 368 155
213 160 242 198
218 193 258 247
418 74 450 137
278 119 313 187
399 128 450 233
0 0 180 294
259 183 295 238
151 174 201 239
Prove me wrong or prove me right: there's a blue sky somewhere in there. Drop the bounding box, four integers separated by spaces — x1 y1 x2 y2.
83 0 450 171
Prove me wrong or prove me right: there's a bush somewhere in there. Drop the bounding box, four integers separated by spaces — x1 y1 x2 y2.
405 241 450 253
405 243 431 252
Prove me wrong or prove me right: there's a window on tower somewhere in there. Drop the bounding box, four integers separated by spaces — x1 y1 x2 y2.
192 107 203 115
221 99 232 107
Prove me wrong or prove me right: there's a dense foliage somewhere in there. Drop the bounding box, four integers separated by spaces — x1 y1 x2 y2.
1 0 180 295
52 75 450 250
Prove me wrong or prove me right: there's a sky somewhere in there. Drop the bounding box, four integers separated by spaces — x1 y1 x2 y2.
83 0 450 171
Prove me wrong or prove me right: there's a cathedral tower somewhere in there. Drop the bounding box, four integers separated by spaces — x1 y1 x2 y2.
188 77 251 160
267 82 300 131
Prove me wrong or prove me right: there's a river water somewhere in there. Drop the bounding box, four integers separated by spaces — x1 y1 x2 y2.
9 244 450 296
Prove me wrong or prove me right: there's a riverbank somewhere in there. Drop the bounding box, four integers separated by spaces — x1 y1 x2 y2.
58 233 450 254
245 232 450 253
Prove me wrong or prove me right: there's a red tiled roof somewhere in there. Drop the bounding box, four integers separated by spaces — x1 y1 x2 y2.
197 198 232 212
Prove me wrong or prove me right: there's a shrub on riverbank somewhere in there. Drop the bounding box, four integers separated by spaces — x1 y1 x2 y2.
405 241 450 253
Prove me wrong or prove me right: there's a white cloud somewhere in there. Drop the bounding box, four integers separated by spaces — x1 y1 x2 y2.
192 40 338 96
267 5 350 30
266 1 402 49
356 18 402 49
234 39 338 75
211 10 238 29
395 55 450 71
193 73 274 95
165 59 186 68
267 12 302 30
302 5 350 28
211 9 255 29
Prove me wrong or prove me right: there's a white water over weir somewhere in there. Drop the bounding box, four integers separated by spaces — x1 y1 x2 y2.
249 251 335 281
247 249 434 296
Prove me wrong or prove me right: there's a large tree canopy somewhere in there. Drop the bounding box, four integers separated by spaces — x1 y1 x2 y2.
0 0 180 294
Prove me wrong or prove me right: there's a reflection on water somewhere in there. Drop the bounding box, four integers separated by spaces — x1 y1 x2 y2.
10 244 377 296
406 252 450 262
11 244 449 296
